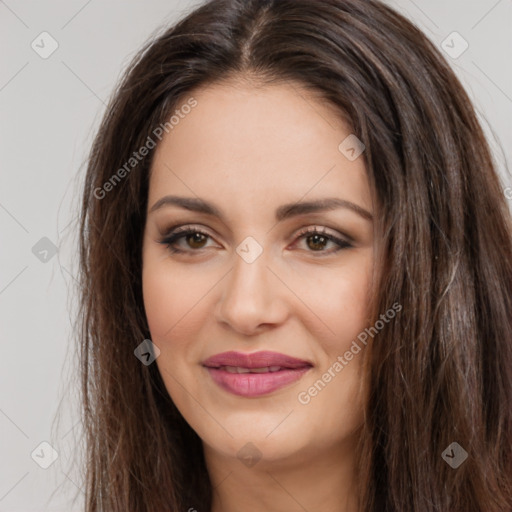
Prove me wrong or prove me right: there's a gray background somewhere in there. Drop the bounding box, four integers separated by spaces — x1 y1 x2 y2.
1 0 511 510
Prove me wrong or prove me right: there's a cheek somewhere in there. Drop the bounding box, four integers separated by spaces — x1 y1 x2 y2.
142 255 207 340
142 268 176 339
142 259 204 394
330 269 371 349
291 255 371 423
291 256 372 354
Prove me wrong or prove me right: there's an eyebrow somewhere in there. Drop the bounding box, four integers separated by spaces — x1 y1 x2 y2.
149 195 373 221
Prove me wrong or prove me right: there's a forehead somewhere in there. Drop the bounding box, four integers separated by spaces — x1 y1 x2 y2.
148 80 370 214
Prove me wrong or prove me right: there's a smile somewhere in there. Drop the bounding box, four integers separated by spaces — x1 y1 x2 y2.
204 366 311 397
202 351 313 397
219 365 282 373
203 351 313 397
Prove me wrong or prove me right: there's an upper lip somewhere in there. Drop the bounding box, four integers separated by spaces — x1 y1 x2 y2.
202 351 313 369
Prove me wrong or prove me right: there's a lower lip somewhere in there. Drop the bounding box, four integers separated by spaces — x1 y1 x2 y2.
204 367 311 397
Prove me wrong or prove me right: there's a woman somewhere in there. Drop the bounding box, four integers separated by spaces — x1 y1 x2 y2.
77 0 512 510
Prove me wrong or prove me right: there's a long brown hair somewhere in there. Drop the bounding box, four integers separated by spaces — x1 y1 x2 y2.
76 0 512 510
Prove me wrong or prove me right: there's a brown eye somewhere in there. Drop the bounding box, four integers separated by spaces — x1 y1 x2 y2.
294 227 352 255
306 233 330 251
186 232 208 249
160 227 214 254
160 225 352 256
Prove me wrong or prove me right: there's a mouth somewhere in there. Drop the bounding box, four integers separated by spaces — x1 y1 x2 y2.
212 365 288 373
202 351 313 397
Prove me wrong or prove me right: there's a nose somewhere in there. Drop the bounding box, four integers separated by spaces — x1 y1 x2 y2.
215 244 289 336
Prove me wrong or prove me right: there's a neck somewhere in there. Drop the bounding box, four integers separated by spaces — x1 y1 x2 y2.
204 440 359 512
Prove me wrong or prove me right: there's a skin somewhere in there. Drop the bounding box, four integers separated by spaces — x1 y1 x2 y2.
142 79 374 512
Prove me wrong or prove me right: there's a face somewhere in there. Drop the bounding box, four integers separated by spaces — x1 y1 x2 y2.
142 80 374 468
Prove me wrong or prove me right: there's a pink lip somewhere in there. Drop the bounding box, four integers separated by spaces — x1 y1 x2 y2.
202 351 313 397
203 350 312 369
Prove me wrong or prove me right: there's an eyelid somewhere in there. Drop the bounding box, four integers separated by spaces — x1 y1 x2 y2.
159 223 353 254
292 225 353 244
162 224 212 238
289 226 353 254
158 224 219 253
161 224 216 241
160 223 351 241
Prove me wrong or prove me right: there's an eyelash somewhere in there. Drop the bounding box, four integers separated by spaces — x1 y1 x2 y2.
159 225 352 256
